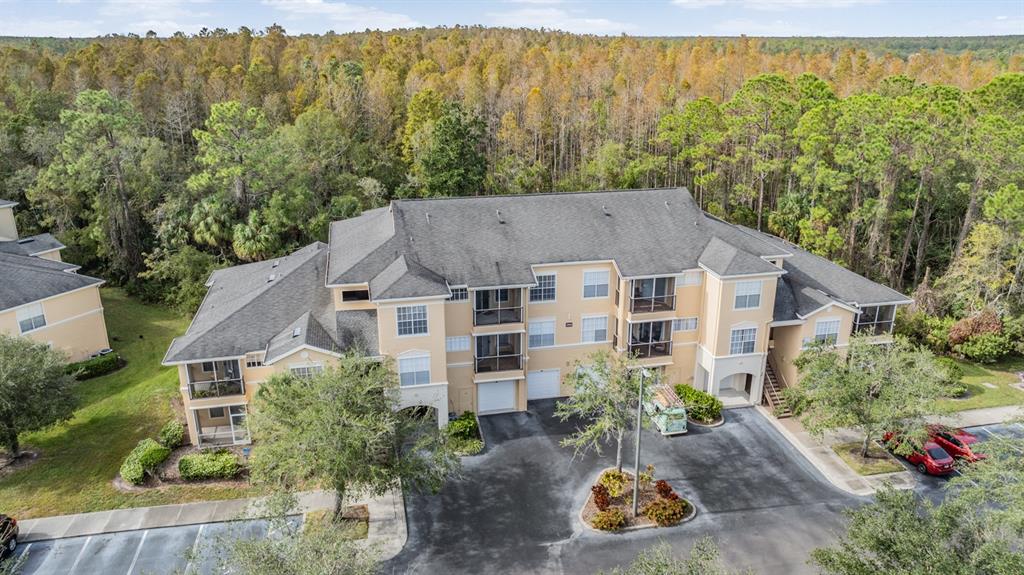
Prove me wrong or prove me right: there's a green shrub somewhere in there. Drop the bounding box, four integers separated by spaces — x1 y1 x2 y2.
66 352 122 379
450 436 484 456
642 498 688 526
178 450 242 481
158 419 185 448
955 332 1013 363
591 507 626 531
935 357 967 397
447 411 480 441
599 469 628 498
896 310 955 354
949 310 1003 346
674 385 723 423
119 438 171 485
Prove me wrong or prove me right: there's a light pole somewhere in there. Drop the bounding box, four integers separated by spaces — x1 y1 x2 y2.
632 368 650 517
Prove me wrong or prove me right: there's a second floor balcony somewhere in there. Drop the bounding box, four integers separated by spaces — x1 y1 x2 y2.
630 277 676 313
628 320 673 359
474 288 523 326
186 359 245 400
475 332 523 373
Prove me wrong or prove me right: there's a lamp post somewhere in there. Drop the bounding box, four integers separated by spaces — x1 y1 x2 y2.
632 368 650 517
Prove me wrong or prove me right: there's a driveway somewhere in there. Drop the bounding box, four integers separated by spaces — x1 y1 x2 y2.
387 400 863 575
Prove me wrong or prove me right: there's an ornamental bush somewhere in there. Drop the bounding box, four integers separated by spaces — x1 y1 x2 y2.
955 332 1013 363
178 449 242 481
599 469 628 498
674 385 723 423
948 310 1002 346
642 498 688 526
591 507 626 531
158 419 186 448
447 411 480 441
120 438 171 485
66 352 122 379
591 484 611 511
654 479 673 499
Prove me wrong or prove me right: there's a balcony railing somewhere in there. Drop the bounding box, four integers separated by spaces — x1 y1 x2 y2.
853 321 894 336
630 295 676 313
628 341 673 359
474 307 523 326
197 428 250 446
188 378 245 400
475 355 523 373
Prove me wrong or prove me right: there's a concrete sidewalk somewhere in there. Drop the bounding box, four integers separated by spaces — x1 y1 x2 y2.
757 404 1024 497
16 489 407 560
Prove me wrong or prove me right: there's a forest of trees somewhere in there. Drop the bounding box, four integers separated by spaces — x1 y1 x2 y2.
0 27 1021 355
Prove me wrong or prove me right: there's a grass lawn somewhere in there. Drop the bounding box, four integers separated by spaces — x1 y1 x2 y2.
937 355 1024 412
832 442 904 476
0 288 257 519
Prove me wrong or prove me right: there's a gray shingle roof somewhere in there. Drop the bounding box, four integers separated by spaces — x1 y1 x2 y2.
328 188 788 292
369 256 450 300
0 233 65 257
335 309 379 356
0 252 102 312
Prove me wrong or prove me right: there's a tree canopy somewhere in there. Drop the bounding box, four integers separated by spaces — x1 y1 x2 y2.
0 334 77 457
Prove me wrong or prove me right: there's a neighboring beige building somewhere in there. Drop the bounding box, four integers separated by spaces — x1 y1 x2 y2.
0 200 110 362
163 188 910 447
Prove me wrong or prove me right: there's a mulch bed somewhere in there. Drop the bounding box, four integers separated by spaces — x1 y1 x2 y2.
581 469 694 531
112 444 250 492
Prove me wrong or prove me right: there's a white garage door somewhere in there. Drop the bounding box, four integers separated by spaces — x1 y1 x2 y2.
527 369 561 400
478 380 516 414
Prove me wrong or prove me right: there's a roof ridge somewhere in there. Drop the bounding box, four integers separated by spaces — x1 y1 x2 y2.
0 251 84 275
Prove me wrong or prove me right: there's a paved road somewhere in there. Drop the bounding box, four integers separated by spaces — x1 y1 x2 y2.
913 421 1024 502
11 517 300 575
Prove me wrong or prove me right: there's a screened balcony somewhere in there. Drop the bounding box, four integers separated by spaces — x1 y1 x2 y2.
630 277 676 313
853 304 896 336
194 405 250 446
629 320 673 358
186 359 245 400
475 333 523 373
474 288 524 326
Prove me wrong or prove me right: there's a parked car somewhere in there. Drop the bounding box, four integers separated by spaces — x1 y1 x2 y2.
883 432 956 476
0 514 17 557
927 425 986 463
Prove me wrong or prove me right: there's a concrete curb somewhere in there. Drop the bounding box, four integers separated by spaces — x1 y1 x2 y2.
361 489 407 561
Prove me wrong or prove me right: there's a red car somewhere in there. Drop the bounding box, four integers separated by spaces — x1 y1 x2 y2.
883 432 956 476
927 425 986 463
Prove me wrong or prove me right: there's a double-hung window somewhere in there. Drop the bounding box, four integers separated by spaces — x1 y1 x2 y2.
672 317 698 332
528 318 556 348
398 355 430 386
449 287 468 302
530 274 556 302
814 319 841 345
729 327 757 355
290 364 323 378
583 270 609 298
734 281 762 309
245 352 265 368
16 303 46 334
581 316 608 343
396 305 428 336
446 336 471 352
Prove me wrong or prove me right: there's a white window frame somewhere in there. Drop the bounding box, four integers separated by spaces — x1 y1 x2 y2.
201 361 215 373
396 304 428 336
582 270 610 299
446 335 471 352
448 287 468 302
672 317 698 332
398 353 431 387
529 273 557 303
16 302 46 334
729 326 758 355
245 352 265 368
528 317 556 348
289 363 324 378
581 315 608 343
733 280 762 310
809 318 842 346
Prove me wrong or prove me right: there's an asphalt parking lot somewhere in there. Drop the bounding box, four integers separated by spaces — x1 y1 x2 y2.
913 421 1024 501
10 517 299 575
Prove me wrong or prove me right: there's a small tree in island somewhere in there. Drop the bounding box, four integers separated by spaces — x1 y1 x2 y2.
248 353 461 520
0 334 77 459
556 350 649 473
786 334 951 459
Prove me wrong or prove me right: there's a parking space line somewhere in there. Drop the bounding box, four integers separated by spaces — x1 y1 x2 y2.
183 524 205 574
68 536 92 573
19 543 32 559
125 530 149 575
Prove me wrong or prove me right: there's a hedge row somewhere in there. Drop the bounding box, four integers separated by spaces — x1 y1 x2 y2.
66 353 122 379
178 450 242 481
120 438 171 485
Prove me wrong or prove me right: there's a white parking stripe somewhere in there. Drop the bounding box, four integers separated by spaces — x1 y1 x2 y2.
19 543 31 558
183 524 205 574
125 530 148 575
68 536 92 573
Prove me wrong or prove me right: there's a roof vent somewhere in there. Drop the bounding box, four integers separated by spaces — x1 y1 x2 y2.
602 205 611 216
291 327 302 338
425 212 431 225
16 238 32 244
267 274 277 282
664 200 671 211
496 209 505 224
272 260 280 268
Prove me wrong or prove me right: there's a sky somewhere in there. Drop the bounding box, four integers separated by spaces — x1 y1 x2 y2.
1 0 1022 39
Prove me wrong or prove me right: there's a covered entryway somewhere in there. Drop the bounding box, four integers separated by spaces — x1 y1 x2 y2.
715 372 756 407
478 380 517 414
526 369 561 400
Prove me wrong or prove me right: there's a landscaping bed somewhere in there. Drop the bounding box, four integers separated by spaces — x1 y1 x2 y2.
448 411 484 455
304 505 369 540
674 384 724 427
832 441 904 476
581 468 694 532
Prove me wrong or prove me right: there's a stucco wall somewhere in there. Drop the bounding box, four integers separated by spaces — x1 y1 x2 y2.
0 207 17 241
770 305 856 388
0 285 109 362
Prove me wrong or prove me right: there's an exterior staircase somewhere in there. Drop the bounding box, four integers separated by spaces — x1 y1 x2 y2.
762 360 792 418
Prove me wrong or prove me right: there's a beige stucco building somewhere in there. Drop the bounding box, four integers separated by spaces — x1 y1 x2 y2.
163 188 910 447
0 199 110 362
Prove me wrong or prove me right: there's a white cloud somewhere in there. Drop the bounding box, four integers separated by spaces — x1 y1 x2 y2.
0 18 104 37
263 0 420 31
675 0 881 9
487 7 637 34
